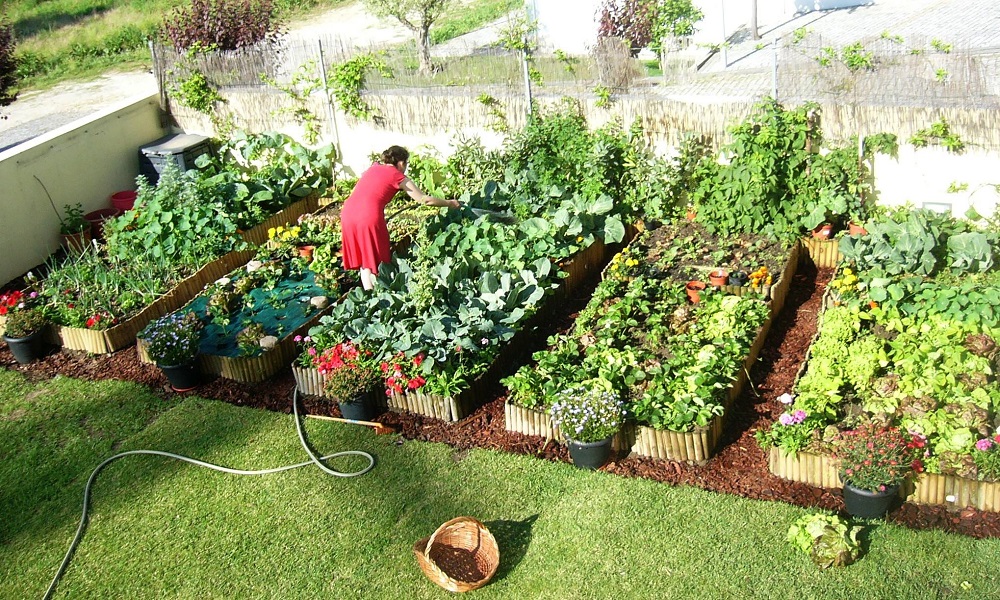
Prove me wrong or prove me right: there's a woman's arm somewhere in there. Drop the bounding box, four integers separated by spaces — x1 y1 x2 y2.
399 177 460 209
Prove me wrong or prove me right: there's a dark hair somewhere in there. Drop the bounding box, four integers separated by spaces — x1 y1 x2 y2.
381 145 409 165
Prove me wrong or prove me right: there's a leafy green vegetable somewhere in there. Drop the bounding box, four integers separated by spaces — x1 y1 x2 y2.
787 513 862 569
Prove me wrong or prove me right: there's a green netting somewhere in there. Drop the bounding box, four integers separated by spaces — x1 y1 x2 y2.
184 268 330 358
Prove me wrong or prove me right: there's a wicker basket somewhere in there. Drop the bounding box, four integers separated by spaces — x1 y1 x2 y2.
413 517 500 592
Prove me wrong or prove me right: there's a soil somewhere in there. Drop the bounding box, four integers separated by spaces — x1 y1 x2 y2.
5 261 1000 539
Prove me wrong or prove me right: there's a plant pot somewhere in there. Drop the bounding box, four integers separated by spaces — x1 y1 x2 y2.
84 208 123 242
60 228 92 253
4 330 45 364
685 280 707 303
298 245 316 262
338 392 374 421
812 223 834 239
110 190 137 212
848 222 868 236
567 436 614 470
158 362 200 392
685 207 696 221
708 269 728 287
728 270 748 287
842 481 900 519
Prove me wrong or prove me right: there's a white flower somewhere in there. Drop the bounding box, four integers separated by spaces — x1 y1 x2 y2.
777 393 794 405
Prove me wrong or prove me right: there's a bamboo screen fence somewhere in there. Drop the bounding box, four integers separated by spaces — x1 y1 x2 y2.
153 28 1000 150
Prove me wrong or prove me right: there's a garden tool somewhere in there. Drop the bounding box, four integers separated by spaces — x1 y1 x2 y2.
306 413 399 435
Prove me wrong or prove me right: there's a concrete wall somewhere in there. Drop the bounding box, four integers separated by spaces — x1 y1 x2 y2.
528 0 603 54
874 146 1000 218
0 93 168 286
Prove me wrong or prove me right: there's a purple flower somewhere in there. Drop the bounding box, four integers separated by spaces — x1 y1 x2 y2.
792 410 807 424
976 438 994 452
778 413 795 426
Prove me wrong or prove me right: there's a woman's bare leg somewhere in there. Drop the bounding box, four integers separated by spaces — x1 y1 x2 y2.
360 267 375 290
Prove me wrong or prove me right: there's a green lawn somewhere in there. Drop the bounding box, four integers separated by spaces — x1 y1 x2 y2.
3 368 1000 598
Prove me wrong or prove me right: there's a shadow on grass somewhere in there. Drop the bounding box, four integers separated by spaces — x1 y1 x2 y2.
485 514 538 581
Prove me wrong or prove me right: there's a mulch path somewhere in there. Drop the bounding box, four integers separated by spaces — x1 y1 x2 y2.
4 261 1000 538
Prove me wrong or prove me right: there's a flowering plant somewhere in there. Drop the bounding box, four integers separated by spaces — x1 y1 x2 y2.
972 432 1000 481
380 352 428 396
315 341 380 400
1 290 48 338
550 383 624 443
139 312 204 366
832 420 926 492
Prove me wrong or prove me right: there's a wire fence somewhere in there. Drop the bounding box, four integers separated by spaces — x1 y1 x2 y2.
152 28 1000 149
776 32 1000 110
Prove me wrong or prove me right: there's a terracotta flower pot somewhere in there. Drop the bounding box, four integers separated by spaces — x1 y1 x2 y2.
298 245 316 262
848 222 868 236
812 223 834 239
686 280 707 303
708 269 728 287
60 228 92 253
685 207 697 221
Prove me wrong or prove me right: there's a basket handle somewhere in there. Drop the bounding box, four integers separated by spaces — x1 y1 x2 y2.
424 516 485 559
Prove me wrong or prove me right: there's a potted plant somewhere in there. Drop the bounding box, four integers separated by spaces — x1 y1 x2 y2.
318 341 381 421
832 419 926 519
708 268 729 287
1 290 48 364
803 190 849 239
138 311 204 391
550 382 624 470
59 203 91 252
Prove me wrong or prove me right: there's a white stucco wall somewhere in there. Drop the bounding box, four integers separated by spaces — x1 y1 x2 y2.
0 94 168 285
527 0 603 54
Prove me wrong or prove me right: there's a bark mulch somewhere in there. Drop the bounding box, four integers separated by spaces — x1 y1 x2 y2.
4 261 1000 538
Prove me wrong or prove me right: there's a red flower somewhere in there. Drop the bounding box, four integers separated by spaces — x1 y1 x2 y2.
0 306 6 316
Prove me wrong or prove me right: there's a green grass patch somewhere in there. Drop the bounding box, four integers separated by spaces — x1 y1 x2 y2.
2 368 999 598
431 0 521 45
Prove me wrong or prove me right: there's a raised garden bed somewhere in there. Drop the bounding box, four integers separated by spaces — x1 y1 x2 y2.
139 255 346 383
505 310 774 464
294 237 621 421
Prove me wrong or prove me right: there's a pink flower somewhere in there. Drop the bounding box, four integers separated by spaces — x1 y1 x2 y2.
976 438 994 452
792 410 807 424
294 335 303 342
778 413 795 426
308 347 317 356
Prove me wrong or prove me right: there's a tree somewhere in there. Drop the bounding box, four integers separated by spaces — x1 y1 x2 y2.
362 0 452 74
750 0 759 40
597 0 657 57
0 15 17 109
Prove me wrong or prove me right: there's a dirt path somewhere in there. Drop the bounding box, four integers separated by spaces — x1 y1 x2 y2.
0 2 413 152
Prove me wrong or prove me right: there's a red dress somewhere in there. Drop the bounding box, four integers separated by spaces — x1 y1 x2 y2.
340 163 405 271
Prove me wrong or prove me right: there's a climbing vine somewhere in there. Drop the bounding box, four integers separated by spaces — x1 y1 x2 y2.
910 118 965 153
328 52 393 121
476 93 509 133
261 61 323 144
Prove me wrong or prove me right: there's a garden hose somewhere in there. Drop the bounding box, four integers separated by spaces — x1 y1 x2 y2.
43 386 375 600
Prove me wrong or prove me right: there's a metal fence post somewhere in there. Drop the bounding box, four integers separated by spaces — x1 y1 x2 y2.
522 48 533 117
317 39 343 161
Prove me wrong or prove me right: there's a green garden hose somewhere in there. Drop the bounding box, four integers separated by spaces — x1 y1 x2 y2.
43 386 375 599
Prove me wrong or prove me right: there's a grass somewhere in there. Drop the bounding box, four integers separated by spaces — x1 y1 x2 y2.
3 367 1000 598
5 0 518 92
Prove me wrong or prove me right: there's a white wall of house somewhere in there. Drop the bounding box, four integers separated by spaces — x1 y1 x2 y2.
527 0 603 54
0 93 167 285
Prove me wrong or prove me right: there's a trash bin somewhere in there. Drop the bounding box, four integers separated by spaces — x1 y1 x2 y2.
139 133 213 185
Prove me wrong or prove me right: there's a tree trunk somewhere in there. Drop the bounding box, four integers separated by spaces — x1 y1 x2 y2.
417 25 433 74
750 0 760 40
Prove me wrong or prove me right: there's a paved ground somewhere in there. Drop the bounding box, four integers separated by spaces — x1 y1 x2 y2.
1 0 996 152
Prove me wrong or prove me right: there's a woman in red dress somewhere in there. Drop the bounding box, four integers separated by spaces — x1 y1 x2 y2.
340 145 459 290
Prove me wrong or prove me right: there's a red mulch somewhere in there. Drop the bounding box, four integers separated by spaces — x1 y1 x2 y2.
4 262 1000 538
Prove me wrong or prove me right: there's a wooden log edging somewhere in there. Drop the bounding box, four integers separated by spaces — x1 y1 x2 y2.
799 237 841 269
767 447 1000 512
